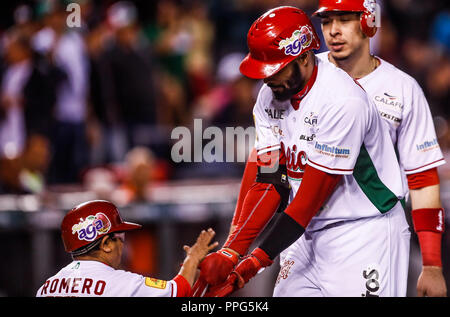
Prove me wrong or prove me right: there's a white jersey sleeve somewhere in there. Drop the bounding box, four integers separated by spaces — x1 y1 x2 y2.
253 85 281 156
396 79 445 174
307 94 369 175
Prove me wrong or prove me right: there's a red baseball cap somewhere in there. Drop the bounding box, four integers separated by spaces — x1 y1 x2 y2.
61 200 141 253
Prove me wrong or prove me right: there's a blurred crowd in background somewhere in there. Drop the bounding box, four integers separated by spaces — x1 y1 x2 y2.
0 0 448 205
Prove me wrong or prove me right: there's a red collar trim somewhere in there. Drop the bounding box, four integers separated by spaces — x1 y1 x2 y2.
290 64 318 110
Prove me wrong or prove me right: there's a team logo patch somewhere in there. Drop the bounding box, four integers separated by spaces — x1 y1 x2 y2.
71 213 111 242
145 277 167 289
276 259 295 285
278 26 313 56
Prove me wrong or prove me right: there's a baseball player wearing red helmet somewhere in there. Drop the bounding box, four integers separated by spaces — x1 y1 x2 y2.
36 200 218 297
313 0 446 297
193 6 411 297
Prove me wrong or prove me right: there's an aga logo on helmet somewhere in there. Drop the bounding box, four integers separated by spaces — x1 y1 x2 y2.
278 26 313 56
71 213 111 242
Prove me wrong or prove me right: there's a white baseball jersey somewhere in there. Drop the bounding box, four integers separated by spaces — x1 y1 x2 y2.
317 52 445 193
253 57 404 231
36 260 191 297
274 204 410 297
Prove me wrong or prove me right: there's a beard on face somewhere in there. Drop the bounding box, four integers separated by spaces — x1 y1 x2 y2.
330 50 350 61
269 62 305 101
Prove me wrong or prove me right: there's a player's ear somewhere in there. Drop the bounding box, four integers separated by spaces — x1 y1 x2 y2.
99 235 113 253
296 51 311 67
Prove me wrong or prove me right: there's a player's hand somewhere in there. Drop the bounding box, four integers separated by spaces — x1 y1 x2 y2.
203 274 239 297
231 248 273 288
206 248 273 297
179 229 218 291
417 266 447 297
182 228 219 265
192 248 239 296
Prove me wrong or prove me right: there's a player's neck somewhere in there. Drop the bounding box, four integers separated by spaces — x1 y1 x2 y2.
328 44 377 79
74 254 117 269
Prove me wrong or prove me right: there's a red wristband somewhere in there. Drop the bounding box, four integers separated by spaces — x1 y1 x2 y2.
218 248 239 265
251 247 273 267
416 231 443 267
411 208 445 233
412 208 445 267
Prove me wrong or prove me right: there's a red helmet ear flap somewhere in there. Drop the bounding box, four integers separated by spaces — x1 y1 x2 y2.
360 11 377 37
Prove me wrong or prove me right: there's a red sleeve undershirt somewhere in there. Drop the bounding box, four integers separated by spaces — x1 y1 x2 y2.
406 167 440 189
225 182 281 255
231 148 258 227
284 164 342 228
173 275 192 297
225 150 284 255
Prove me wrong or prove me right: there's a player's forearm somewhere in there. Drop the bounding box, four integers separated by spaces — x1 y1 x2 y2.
178 255 202 287
407 167 441 209
409 172 444 267
224 182 281 255
224 150 288 255
409 184 442 209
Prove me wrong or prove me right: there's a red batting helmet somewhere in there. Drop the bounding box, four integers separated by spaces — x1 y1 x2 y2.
239 6 320 79
61 200 141 253
314 0 378 37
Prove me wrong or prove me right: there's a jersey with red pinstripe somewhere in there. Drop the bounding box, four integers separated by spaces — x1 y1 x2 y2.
253 57 404 231
317 52 446 192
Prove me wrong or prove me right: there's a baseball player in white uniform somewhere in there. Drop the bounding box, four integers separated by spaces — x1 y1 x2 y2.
313 0 446 297
36 200 218 297
194 6 412 297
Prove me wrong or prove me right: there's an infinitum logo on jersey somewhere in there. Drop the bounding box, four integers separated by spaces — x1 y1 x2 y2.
314 142 350 158
416 138 439 152
278 26 313 56
72 213 111 242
